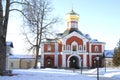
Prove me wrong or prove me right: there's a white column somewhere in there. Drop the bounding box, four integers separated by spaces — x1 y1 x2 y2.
54 43 58 67
41 43 44 52
83 53 87 67
67 58 70 68
54 53 58 67
89 43 92 67
41 52 44 67
62 53 66 67
41 43 44 67
102 44 105 53
55 43 58 52
64 45 66 50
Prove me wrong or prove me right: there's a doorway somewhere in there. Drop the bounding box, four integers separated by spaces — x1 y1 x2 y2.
69 56 79 68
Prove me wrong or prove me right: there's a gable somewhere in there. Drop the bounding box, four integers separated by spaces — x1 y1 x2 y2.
63 28 83 37
66 36 83 45
62 31 89 44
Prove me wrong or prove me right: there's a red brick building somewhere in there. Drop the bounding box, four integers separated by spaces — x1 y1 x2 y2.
41 9 105 68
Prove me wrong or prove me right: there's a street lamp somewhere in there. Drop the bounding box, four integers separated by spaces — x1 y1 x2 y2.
80 58 83 74
96 55 99 80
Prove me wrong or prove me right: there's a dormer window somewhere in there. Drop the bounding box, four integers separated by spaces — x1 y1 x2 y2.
48 45 51 51
95 46 99 52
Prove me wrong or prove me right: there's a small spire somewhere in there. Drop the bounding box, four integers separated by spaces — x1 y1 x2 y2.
70 4 76 14
71 4 74 12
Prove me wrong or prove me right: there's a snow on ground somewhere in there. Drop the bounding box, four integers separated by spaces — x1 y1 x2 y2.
83 67 120 80
0 68 96 80
0 68 120 80
101 68 120 79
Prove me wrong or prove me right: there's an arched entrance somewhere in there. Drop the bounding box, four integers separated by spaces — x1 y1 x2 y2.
67 54 82 69
69 56 79 68
44 56 54 68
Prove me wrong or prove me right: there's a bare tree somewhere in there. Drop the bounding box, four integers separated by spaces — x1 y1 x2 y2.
21 0 59 68
0 0 26 75
0 0 10 75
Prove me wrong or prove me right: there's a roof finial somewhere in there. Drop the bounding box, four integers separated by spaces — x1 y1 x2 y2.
71 3 74 12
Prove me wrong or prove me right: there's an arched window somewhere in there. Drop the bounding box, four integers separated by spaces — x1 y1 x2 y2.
48 45 51 51
71 41 78 51
72 45 76 51
95 46 99 52
83 45 86 50
79 45 82 50
67 45 70 50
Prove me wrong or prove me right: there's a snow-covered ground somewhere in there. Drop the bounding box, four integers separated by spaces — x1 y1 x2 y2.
83 67 120 80
0 68 96 80
0 68 120 80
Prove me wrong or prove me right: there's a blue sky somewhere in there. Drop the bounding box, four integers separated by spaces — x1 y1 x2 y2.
7 0 120 54
52 0 120 48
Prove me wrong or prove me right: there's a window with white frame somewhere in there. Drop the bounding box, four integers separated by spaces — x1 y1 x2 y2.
79 45 82 50
72 45 76 51
71 41 78 51
95 46 99 52
67 45 70 50
48 45 51 51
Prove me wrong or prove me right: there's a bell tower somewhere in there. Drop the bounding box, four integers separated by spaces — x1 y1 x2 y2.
66 9 79 29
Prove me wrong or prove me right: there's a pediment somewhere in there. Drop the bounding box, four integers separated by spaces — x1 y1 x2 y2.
62 31 89 44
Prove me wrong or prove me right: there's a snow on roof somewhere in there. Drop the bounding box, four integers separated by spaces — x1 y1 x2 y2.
90 39 105 44
9 55 35 59
84 34 91 40
63 28 83 37
104 50 114 58
90 39 98 42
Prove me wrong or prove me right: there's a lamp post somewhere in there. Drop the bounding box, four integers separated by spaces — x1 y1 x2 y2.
80 59 83 74
96 55 99 80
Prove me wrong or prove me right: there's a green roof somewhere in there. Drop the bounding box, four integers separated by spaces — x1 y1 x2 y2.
63 28 83 37
67 9 79 16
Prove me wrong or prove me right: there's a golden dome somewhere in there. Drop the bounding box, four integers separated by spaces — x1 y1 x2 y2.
66 9 79 21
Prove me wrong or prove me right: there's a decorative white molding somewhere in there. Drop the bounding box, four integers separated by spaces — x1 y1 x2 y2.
91 53 103 55
44 52 56 54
